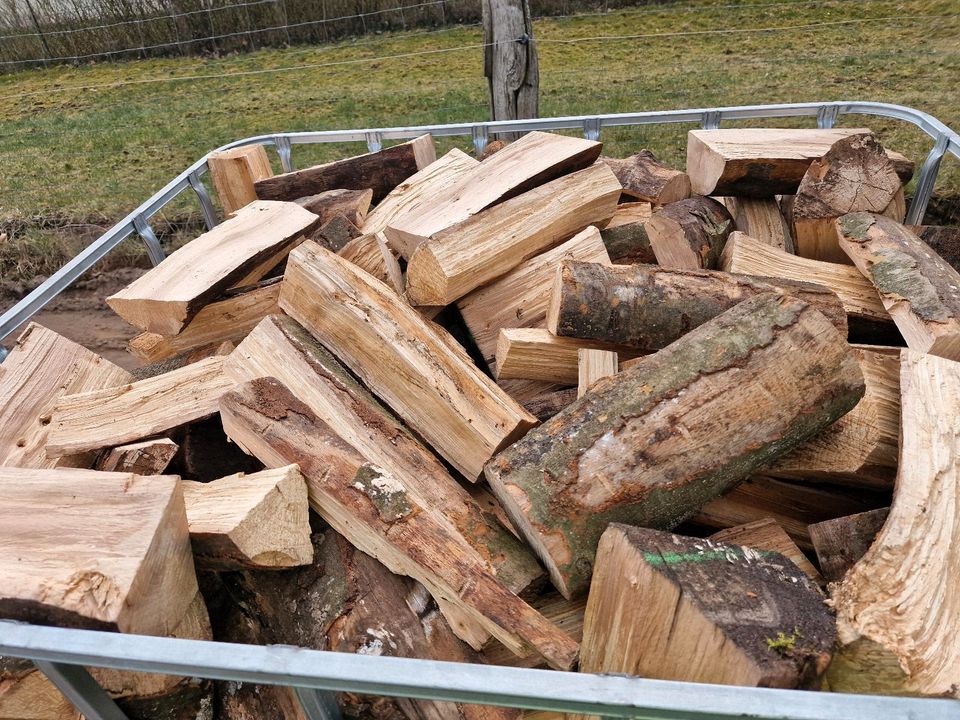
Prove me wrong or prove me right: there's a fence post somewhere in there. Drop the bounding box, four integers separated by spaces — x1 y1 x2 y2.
482 0 539 141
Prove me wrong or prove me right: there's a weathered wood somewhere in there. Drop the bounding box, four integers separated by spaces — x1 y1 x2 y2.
131 338 235 382
911 224 960 272
294 187 372 227
280 242 537 481
486 293 865 597
578 525 834 694
839 212 960 360
107 201 317 334
478 139 508 160
494 328 637 385
310 213 362 252
481 592 586 670
0 468 196 636
710 518 823 585
792 134 902 263
547 261 847 352
646 196 734 270
483 0 538 141
207 144 273 216
0 323 131 469
338 231 404 294
406 163 621 306
127 278 281 363
598 202 655 264
384 131 602 254
520 387 579 422
46 355 235 457
458 225 611 371
808 508 890 582
601 151 690 205
96 438 179 475
686 128 914 197
220 377 579 670
829 350 960 697
577 348 617 398
717 196 794 253
254 135 436 204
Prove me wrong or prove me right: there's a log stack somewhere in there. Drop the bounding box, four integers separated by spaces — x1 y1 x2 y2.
3 127 959 720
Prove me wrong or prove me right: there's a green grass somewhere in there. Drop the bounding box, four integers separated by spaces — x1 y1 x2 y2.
1 0 959 278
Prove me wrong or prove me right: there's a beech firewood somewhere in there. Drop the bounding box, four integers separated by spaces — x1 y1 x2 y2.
911 224 960 272
792 134 902 263
220 377 579 670
405 164 621 306
646 196 733 269
384 132 602 255
486 293 864 597
338 231 404 294
598 202 655 264
829 350 960 696
717 196 794 253
578 525 834 696
494 328 637 385
481 592 587 671
808 508 889 582
279 242 537 481
838 212 960 360
294 187 372 226
46 355 235 458
520 387 579 422
0 323 131 469
577 349 617 398
255 134 436 204
207 145 273 216
710 518 823 585
107 201 317 334
96 438 179 475
601 151 690 204
547 261 847 352
310 213 362 252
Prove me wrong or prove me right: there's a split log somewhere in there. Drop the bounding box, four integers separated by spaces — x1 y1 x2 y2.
838 212 960 360
598 202 655 264
338 231 404 294
0 323 131 469
717 196 794 253
294 187 373 226
520 387 579 422
254 135 436 204
107 201 317 334
0 467 196 636
485 292 865 597
578 525 834 694
207 145 273 216
127 278 281 363
457 225 611 371
46 355 234 458
710 518 823 585
279 242 537 481
577 348 617 398
96 438 179 475
601 151 690 204
405 163 621 306
686 127 914 196
310 213 362 252
547 261 847 352
182 465 312 570
829 350 960 697
481 592 587 669
808 508 889 582
911 224 960 272
645 196 733 270
792 134 902 263
494 328 637 385
384 131 602 254
220 377 579 670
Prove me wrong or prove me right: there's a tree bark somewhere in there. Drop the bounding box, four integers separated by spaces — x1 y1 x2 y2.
482 0 538 141
807 508 889 583
646 196 734 270
601 151 690 205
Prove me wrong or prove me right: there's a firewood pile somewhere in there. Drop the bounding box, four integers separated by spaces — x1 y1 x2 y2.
2 126 959 719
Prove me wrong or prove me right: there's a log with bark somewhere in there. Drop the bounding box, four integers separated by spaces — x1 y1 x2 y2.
96 438 179 475
294 187 373 227
597 202 655 264
807 507 889 583
310 213 362 252
645 196 733 270
601 150 690 204
207 144 273 216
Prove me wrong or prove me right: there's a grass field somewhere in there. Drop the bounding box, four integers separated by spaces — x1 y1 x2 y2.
1 0 959 279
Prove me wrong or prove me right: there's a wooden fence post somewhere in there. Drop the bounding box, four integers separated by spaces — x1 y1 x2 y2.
482 0 539 142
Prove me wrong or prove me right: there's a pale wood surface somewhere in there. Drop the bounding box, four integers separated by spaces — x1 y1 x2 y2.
717 196 794 252
710 518 823 585
107 201 317 334
601 150 690 204
208 144 273 216
577 348 617 398
96 438 179 475
495 328 637 385
808 508 889 583
338 231 404 294
294 187 372 227
0 660 81 720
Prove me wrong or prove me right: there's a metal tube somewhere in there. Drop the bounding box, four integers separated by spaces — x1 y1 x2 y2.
295 687 343 720
906 132 951 226
35 661 129 720
133 215 166 266
188 170 219 230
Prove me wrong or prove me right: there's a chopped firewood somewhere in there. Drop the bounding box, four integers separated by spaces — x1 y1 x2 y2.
720 231 889 324
338 231 404 294
481 592 587 669
96 438 179 475
578 525 834 693
0 467 197 636
547 261 847 352
364 149 479 252
839 212 960 360
885 187 907 223
598 202 655 264
405 163 621 306
46 355 235 458
127 277 281 363
577 348 617 398
279 242 537 481
254 134 436 204
478 138 508 160
0 658 81 720
494 328 637 385
107 201 317 334
294 187 373 226
808 508 890 582
486 293 864 598
130 338 234 381
646 196 734 270
520 387 579 422
384 132 602 255
220 377 579 671
686 127 914 197
601 150 691 204
458 225 610 371
792 134 902 263
207 144 274 216
181 465 312 570
829 350 960 697
911 224 960 272
0 323 131 469
310 213 362 252
710 518 823 585
717 196 794 253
